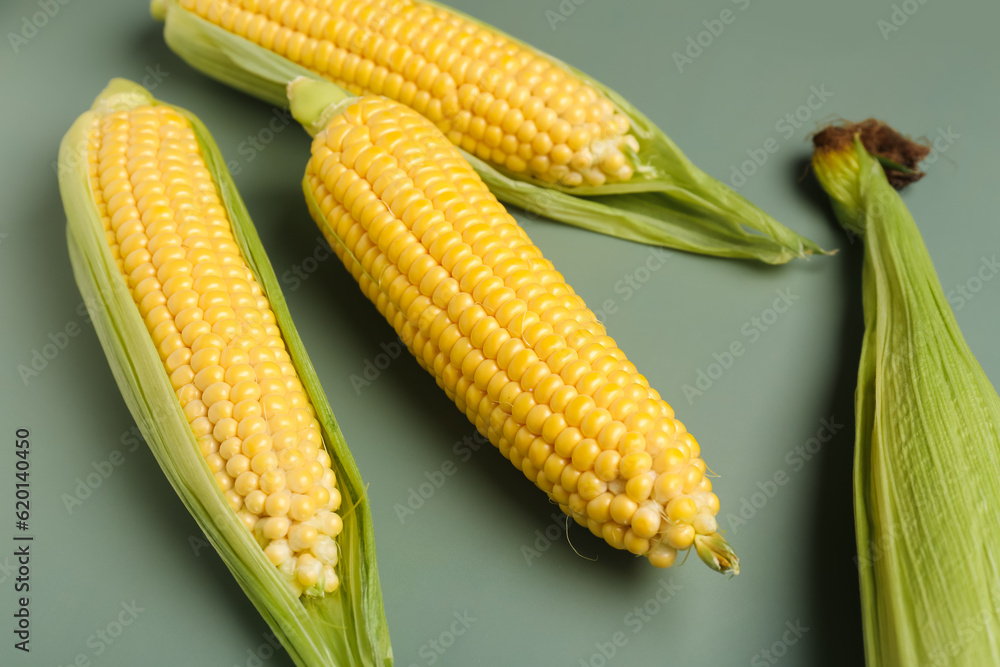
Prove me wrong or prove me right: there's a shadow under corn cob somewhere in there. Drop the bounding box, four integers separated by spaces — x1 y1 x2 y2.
151 0 829 264
59 78 391 667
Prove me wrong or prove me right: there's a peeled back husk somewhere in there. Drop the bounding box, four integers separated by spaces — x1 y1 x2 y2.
811 121 1000 667
150 0 829 265
58 78 392 667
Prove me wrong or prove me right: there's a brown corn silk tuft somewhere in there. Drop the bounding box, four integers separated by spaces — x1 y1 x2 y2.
813 119 930 189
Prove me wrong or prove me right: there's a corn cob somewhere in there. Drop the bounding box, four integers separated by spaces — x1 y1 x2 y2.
177 0 636 187
152 0 829 264
60 79 391 666
300 91 738 573
94 98 345 592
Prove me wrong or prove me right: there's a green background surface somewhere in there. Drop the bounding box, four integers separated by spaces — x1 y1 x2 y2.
2 0 999 665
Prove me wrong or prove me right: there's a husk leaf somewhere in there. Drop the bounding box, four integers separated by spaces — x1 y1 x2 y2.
812 131 1000 667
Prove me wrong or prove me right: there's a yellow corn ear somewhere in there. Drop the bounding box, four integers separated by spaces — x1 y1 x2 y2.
154 0 832 264
90 98 345 594
302 93 738 574
60 78 391 666
176 0 636 187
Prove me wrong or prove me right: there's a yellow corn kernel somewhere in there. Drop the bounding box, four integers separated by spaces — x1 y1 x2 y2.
623 529 649 555
631 505 661 539
693 512 718 536
654 472 684 503
648 543 678 569
666 496 697 524
663 523 696 550
609 494 638 525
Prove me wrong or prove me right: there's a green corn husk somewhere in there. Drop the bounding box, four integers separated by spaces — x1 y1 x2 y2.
59 78 392 667
149 0 830 264
811 121 1000 667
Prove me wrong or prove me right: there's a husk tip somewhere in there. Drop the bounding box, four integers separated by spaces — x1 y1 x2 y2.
150 0 167 21
91 78 154 115
286 75 315 99
806 245 840 259
695 533 740 577
797 242 839 260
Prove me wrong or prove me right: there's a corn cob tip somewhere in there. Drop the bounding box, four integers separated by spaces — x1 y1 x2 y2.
694 533 739 576
150 0 166 21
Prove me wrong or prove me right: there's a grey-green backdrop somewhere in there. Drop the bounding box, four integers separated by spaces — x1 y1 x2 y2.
2 0 998 665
